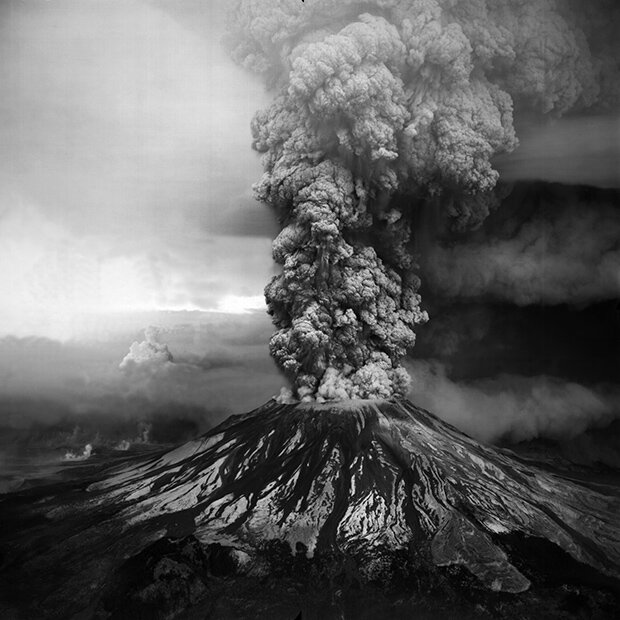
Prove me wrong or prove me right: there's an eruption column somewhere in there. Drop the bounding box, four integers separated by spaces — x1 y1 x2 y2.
227 0 618 401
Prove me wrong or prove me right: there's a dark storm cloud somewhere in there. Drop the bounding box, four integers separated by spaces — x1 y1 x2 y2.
494 114 620 189
412 300 620 385
407 297 620 445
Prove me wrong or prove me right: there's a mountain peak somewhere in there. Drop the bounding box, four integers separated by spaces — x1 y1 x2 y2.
2 399 619 618
89 398 619 593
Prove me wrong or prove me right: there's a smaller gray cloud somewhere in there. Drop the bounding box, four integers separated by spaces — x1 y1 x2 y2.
119 326 173 370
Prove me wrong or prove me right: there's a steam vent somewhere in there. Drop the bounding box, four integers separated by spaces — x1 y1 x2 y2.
2 400 619 618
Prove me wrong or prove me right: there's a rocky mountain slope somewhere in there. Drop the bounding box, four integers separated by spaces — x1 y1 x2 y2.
1 399 619 618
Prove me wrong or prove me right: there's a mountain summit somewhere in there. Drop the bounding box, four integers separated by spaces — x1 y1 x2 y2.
2 399 620 618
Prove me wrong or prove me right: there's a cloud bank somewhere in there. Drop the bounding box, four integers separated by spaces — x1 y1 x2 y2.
408 360 620 444
0 313 282 449
424 193 620 305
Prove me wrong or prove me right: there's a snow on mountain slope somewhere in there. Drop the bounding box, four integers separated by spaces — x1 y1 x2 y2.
80 399 620 593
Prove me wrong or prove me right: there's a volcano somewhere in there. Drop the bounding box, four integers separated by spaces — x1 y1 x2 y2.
1 399 620 618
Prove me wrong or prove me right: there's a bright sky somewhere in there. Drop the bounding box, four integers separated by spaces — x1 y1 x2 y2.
0 0 277 340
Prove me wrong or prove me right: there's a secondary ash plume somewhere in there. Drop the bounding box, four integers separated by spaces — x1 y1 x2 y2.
119 326 173 370
227 0 618 401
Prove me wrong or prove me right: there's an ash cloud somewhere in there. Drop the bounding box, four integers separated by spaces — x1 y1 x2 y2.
3 1 616 456
227 0 619 401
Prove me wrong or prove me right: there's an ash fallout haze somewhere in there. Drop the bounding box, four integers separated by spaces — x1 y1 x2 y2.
1 1 620 619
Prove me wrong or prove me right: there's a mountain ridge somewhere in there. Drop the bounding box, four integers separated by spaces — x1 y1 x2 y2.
1 398 619 618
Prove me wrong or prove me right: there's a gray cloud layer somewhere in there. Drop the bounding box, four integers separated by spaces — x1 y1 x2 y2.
0 313 282 445
408 360 620 444
494 114 620 189
424 195 620 305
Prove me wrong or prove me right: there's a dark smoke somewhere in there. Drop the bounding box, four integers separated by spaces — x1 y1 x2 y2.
227 0 619 401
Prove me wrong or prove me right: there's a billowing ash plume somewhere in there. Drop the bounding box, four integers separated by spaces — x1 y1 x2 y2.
227 0 618 401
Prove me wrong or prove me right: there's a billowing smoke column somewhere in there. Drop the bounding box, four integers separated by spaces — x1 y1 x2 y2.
227 0 617 401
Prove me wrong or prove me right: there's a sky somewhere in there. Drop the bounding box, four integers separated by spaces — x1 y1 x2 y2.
0 0 284 438
0 0 618 461
0 0 277 340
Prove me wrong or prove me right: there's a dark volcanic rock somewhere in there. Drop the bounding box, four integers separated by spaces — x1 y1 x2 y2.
0 399 619 618
100 536 210 619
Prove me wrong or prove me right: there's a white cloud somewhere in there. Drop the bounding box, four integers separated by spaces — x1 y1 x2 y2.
119 326 174 370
